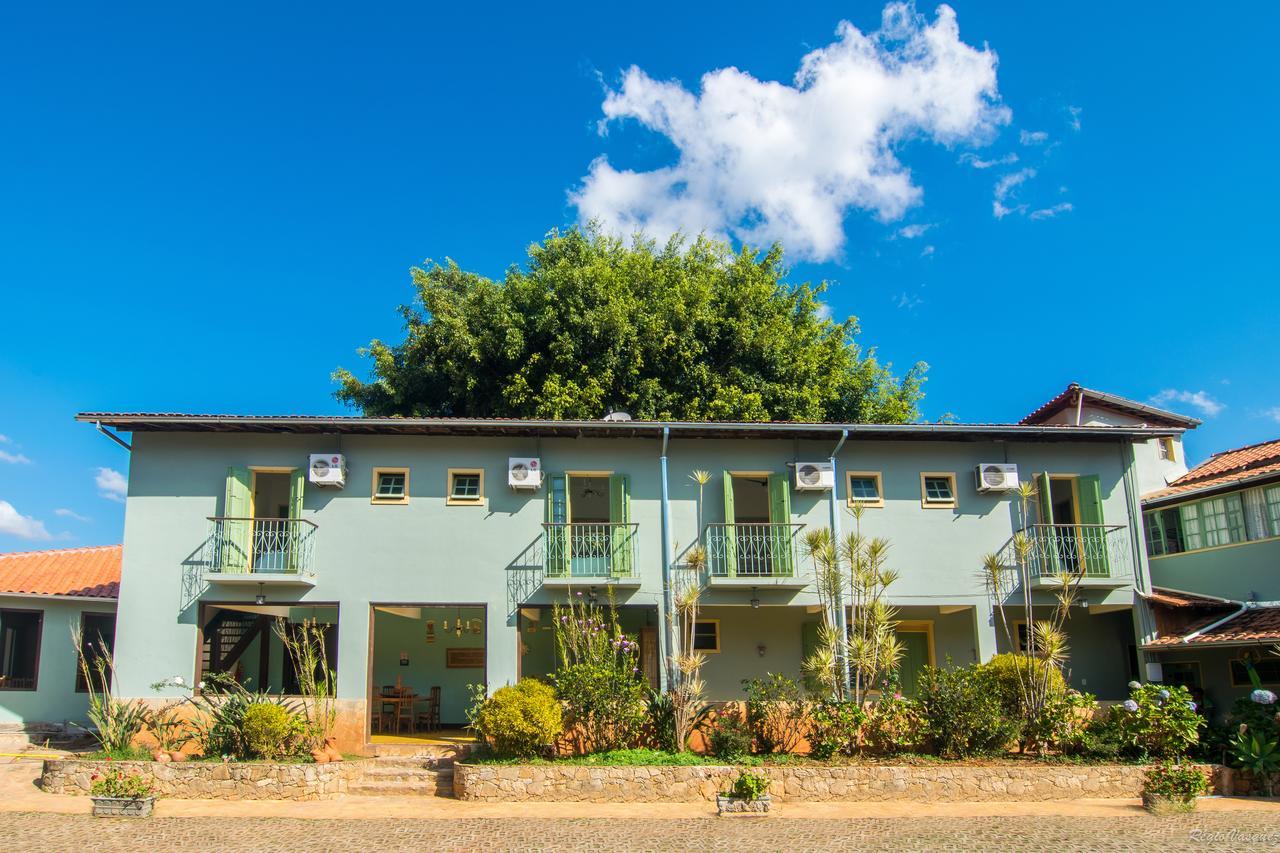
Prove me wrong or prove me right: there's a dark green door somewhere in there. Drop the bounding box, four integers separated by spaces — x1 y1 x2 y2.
895 630 931 696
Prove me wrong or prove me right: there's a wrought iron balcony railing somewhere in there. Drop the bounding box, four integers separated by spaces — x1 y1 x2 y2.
704 523 804 578
542 522 638 579
995 523 1133 586
206 517 318 576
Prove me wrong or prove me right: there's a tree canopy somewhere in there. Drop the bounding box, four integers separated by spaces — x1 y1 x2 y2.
334 228 926 422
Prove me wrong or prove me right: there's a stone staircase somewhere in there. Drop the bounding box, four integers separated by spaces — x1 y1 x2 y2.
348 756 456 797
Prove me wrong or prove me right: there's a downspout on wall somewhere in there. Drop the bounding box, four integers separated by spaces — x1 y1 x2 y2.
658 427 675 691
828 429 850 694
1120 439 1159 681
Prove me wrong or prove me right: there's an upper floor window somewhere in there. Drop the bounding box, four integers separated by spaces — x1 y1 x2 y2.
1181 494 1245 549
920 473 957 508
847 472 883 508
447 469 485 506
1144 507 1184 556
1263 485 1280 538
371 468 409 504
1157 438 1176 461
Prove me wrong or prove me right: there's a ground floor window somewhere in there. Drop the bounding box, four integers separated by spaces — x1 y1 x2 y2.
198 603 338 694
692 619 720 653
0 608 42 690
76 612 117 692
1231 655 1280 687
1159 660 1201 689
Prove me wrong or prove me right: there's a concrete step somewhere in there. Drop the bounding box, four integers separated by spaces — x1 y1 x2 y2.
347 779 443 797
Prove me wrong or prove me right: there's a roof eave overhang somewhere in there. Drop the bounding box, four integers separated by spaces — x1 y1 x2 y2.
0 591 119 603
76 413 1184 443
1143 469 1280 507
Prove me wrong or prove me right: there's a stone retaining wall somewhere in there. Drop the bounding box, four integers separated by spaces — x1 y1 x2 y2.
454 763 1225 803
41 758 372 801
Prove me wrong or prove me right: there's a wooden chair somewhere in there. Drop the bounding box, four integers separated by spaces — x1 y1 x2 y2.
372 698 396 733
396 695 416 733
416 686 441 732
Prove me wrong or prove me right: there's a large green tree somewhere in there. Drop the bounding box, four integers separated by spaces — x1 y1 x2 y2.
334 228 926 422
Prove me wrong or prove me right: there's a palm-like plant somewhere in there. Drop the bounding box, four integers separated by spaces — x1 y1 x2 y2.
71 626 150 753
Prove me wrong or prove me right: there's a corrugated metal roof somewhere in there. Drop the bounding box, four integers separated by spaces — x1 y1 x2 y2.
0 545 121 600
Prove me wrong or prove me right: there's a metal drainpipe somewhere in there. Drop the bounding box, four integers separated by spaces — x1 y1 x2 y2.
828 429 850 694
658 427 676 691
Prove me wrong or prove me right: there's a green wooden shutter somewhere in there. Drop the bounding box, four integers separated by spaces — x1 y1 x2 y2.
608 474 632 578
768 474 793 576
286 470 306 571
1034 472 1058 575
722 471 737 577
222 468 252 573
1077 475 1109 576
546 473 569 577
1036 472 1054 524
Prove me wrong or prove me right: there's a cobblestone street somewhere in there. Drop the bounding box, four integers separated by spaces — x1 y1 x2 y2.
4 811 1280 852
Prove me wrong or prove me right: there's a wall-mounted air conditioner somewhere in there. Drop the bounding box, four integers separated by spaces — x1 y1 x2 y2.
308 453 347 488
793 461 835 491
974 463 1018 493
508 457 542 490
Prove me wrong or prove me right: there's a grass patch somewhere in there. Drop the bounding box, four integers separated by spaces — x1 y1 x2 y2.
81 746 154 761
465 747 1158 767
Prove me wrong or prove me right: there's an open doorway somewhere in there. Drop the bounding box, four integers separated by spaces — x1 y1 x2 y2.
518 604 659 689
197 603 338 694
369 604 486 742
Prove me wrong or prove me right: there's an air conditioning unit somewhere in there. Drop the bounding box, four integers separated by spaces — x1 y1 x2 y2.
308 453 347 488
974 463 1018 493
793 461 835 491
508 457 543 490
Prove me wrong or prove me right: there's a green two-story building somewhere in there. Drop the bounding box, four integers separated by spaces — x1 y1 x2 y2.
78 393 1190 752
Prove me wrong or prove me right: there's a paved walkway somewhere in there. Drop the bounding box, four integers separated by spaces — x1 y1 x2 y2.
4 755 1279 850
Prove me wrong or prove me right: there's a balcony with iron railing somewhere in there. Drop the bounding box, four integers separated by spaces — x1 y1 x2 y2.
203 517 318 586
994 523 1134 592
703 522 807 587
541 522 640 586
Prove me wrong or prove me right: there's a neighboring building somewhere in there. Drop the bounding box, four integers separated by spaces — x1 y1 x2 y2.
0 545 120 729
79 406 1188 751
1140 439 1280 719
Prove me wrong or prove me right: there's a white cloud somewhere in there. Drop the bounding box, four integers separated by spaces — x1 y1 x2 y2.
95 467 128 503
959 151 1018 169
920 244 935 257
894 291 924 310
815 302 833 321
55 508 91 523
1263 406 1280 423
1030 202 1073 220
1067 105 1082 131
896 223 933 239
1019 129 1049 145
1149 389 1225 418
0 450 31 464
0 500 52 541
572 3 1008 261
992 167 1035 218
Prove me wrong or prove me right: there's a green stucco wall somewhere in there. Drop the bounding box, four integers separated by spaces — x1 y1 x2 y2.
1148 538 1280 602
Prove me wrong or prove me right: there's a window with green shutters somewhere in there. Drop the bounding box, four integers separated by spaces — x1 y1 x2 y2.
1179 494 1245 550
1264 485 1280 537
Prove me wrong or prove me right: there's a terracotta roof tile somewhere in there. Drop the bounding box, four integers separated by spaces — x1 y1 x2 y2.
1146 587 1234 608
1143 439 1280 502
0 545 121 599
1146 605 1280 648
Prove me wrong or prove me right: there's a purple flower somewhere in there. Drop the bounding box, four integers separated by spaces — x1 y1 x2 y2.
1158 689 1170 700
1187 701 1197 712
1251 689 1277 705
1122 700 1139 712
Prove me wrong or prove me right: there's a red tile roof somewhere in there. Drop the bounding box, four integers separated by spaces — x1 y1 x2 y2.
1020 383 1201 428
1145 587 1234 608
1145 605 1280 648
0 545 121 600
1144 438 1280 503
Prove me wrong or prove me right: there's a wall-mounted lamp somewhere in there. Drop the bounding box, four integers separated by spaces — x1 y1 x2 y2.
255 584 266 606
757 644 767 658
750 587 760 609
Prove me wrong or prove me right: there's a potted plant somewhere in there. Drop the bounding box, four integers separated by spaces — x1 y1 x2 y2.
90 764 157 817
1141 762 1207 815
716 769 771 815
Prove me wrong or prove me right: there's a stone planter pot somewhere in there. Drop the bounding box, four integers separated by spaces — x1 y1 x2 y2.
1141 792 1196 815
716 794 771 815
91 795 155 817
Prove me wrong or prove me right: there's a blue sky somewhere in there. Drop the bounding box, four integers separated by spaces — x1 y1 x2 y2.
1 2 1277 549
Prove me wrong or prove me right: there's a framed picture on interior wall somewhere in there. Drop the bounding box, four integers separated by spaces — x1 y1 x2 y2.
471 620 481 635
425 620 435 643
399 651 409 666
446 647 484 668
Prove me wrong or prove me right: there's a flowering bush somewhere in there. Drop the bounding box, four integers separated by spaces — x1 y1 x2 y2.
742 673 806 754
1142 762 1207 801
551 592 646 753
706 710 753 760
90 764 155 800
862 686 924 755
1111 683 1202 759
469 679 564 758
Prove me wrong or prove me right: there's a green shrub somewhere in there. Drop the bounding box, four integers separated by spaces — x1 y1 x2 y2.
186 673 305 759
980 653 1067 716
1143 762 1208 800
742 673 805 754
807 700 865 759
1112 683 1202 759
241 702 297 760
470 679 564 758
725 769 770 800
644 689 678 752
707 711 753 760
862 690 924 755
1024 690 1097 755
916 664 1019 758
